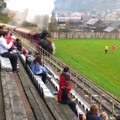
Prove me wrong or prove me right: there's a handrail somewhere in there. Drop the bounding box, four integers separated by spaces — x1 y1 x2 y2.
13 31 120 119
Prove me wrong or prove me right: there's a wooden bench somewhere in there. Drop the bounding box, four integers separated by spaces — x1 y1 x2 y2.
45 98 79 120
0 56 19 70
1 70 28 120
28 66 54 98
19 53 79 120
20 53 86 118
17 60 55 120
19 54 55 98
0 56 12 70
45 65 90 114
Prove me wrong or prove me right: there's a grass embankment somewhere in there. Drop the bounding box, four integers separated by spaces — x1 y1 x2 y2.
54 39 120 100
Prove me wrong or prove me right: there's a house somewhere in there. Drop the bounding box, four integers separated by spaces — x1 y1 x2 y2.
85 18 105 32
104 21 120 32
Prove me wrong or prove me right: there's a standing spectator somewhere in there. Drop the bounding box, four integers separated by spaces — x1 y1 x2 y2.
31 55 48 83
112 44 116 53
99 112 108 120
86 104 102 120
59 66 72 91
58 66 72 103
105 45 108 54
0 32 18 72
116 115 120 120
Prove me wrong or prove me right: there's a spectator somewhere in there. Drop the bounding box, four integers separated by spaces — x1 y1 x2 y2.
99 112 108 120
21 47 28 57
59 66 72 91
58 81 77 115
14 38 22 51
86 104 102 120
0 32 18 72
7 34 16 52
31 55 48 83
116 115 120 120
79 114 86 120
58 66 72 102
26 51 34 67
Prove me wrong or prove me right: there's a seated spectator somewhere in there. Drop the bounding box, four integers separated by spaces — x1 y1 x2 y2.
21 47 28 57
26 51 34 67
79 114 86 120
86 104 102 120
0 32 18 72
116 115 120 120
99 112 108 120
31 55 48 83
59 66 72 92
34 51 39 57
14 38 22 51
7 31 12 38
58 81 77 115
7 34 16 52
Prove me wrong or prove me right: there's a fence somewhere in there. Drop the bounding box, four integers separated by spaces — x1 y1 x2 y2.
51 32 120 39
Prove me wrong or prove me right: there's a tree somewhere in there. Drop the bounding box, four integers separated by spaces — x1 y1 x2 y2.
0 0 6 9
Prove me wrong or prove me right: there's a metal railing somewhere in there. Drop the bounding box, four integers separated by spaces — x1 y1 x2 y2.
13 31 120 119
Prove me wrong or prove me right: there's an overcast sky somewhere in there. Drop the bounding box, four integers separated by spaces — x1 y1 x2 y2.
6 0 55 16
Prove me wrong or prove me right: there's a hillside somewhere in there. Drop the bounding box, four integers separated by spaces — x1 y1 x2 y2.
54 0 120 12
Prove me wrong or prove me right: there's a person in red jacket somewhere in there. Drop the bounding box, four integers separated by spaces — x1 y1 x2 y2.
6 35 16 51
59 66 72 91
58 66 72 103
21 47 28 57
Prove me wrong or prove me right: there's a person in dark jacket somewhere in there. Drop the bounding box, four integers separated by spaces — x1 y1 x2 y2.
58 81 77 115
26 51 33 67
86 104 102 120
14 38 22 51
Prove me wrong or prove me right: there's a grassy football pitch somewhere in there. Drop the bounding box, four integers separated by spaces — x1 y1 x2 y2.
54 39 120 100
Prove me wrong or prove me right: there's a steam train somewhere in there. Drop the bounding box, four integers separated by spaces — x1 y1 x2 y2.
0 23 55 54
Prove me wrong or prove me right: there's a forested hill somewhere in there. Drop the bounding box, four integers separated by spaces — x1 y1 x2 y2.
53 0 120 12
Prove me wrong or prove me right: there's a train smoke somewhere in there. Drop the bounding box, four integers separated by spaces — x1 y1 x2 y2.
6 0 55 29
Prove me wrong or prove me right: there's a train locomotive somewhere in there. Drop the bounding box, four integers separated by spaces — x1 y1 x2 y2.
37 30 54 54
14 27 55 54
0 23 55 54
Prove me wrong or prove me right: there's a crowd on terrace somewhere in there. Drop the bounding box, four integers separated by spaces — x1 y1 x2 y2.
0 25 120 120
